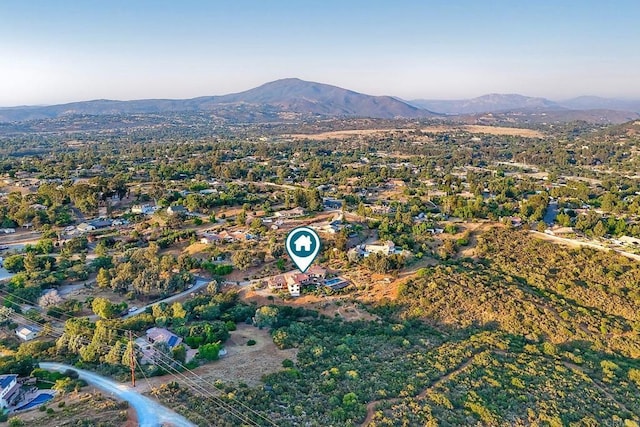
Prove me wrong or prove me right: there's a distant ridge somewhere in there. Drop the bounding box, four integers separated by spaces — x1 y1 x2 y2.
410 93 640 115
2 80 639 124
0 78 433 122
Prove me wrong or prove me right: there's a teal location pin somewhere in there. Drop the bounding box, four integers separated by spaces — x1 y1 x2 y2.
285 227 321 273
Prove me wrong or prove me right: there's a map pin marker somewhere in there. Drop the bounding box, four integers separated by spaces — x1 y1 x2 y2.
285 226 321 273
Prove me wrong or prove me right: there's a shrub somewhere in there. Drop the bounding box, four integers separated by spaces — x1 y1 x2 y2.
247 339 257 346
282 359 294 368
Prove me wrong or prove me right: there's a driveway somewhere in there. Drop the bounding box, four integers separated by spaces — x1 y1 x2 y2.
40 362 195 427
123 277 210 318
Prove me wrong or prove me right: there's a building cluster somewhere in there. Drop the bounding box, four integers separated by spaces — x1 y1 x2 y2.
0 374 53 413
266 266 349 297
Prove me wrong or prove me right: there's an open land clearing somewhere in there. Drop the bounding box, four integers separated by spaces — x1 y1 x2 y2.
133 323 297 390
286 125 544 139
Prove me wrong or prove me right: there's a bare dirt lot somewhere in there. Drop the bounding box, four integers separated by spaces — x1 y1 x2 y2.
285 125 544 140
136 323 297 391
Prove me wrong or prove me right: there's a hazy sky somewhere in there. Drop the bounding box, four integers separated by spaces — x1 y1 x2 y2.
1 0 639 106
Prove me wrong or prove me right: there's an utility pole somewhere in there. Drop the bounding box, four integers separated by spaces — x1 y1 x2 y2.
129 330 136 387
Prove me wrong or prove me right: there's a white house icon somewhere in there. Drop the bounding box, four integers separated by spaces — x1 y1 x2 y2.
294 234 312 252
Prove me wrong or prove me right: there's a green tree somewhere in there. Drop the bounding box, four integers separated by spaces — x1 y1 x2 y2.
172 344 187 364
231 250 253 270
198 342 221 361
171 302 187 320
3 255 24 273
52 377 79 395
91 297 118 319
593 221 607 238
96 268 111 289
105 342 125 365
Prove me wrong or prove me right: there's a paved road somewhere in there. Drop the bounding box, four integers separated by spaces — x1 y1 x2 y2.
123 277 210 318
40 362 195 427
530 230 640 261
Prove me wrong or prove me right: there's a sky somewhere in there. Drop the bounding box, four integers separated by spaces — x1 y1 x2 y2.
1 0 639 106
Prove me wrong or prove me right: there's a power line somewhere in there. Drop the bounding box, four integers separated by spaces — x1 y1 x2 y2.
0 288 277 425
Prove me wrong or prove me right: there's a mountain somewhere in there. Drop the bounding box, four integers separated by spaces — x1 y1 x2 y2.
0 78 433 123
560 96 640 113
410 93 640 115
409 94 564 114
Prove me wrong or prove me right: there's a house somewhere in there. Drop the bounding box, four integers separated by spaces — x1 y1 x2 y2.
15 325 39 341
146 327 183 349
88 219 113 229
274 207 305 218
0 374 20 409
200 233 221 245
294 234 312 252
323 198 343 210
131 204 156 215
268 268 326 296
306 265 327 280
267 275 287 291
285 275 301 297
77 222 96 232
363 241 396 256
167 205 187 215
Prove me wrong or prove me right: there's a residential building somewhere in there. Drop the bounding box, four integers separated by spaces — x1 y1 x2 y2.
77 222 96 232
167 205 187 215
146 327 183 349
0 375 20 409
364 241 396 256
285 275 301 297
199 233 221 245
131 204 156 215
274 207 305 218
15 325 39 341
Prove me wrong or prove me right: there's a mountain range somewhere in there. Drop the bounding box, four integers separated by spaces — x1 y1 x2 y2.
1 78 639 124
0 78 428 123
409 94 640 115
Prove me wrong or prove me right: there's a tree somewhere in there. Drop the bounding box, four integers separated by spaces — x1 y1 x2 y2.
236 209 247 226
171 302 187 320
593 221 607 238
91 297 118 319
231 250 253 271
121 338 138 367
23 252 39 273
198 342 221 361
52 377 78 395
105 341 125 365
96 268 111 289
38 290 62 308
206 280 219 295
35 238 54 254
255 306 279 328
0 306 15 322
3 255 24 273
172 344 187 363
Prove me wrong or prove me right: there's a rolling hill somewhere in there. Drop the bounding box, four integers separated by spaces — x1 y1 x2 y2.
0 78 432 123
